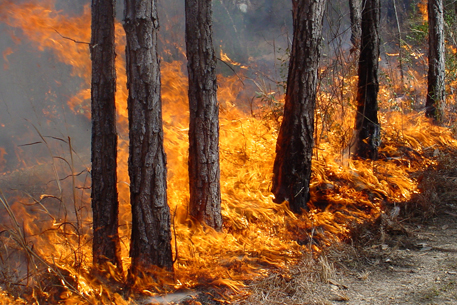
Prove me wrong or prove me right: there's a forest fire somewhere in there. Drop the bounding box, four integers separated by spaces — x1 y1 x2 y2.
0 0 457 304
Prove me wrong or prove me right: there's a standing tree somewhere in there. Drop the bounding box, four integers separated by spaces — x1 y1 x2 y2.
90 0 122 271
185 0 222 230
271 0 327 214
349 0 381 159
426 0 445 122
124 0 174 276
349 0 362 51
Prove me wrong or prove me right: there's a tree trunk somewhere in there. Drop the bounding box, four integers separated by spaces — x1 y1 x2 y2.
124 0 174 276
185 0 222 231
349 0 362 51
350 0 381 160
90 0 122 271
426 0 445 122
271 0 327 214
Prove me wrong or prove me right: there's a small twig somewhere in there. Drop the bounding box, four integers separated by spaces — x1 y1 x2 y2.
59 169 88 182
172 206 179 264
216 57 245 86
53 29 90 45
29 123 62 195
18 141 42 147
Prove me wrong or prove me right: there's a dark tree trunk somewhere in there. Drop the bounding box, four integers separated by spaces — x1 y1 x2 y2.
349 0 362 51
271 0 327 214
350 0 381 160
185 0 222 231
426 0 445 122
124 0 174 276
90 0 122 271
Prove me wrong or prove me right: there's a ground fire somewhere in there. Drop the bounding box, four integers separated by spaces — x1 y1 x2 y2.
0 0 456 304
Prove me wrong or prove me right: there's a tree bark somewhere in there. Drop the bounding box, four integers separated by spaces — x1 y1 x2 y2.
90 0 122 271
350 0 381 160
349 0 362 51
124 0 174 276
185 0 222 231
426 0 445 122
271 0 327 214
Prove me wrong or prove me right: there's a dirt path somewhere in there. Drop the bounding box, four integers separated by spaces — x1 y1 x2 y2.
229 202 457 305
327 204 457 305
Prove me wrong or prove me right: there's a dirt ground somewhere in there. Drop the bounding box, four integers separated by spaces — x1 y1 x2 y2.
226 150 457 305
3 145 457 305
224 202 457 305
323 204 457 305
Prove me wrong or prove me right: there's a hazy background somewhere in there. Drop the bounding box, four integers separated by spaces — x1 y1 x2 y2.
0 0 410 175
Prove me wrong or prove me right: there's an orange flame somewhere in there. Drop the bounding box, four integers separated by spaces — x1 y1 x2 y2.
418 0 428 22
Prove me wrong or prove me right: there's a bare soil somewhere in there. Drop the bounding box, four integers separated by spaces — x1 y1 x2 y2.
177 150 457 305
173 203 457 305
218 203 457 305
324 205 457 305
226 149 457 305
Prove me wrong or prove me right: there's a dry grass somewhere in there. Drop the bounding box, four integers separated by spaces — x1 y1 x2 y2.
234 254 343 305
234 136 457 305
0 192 89 304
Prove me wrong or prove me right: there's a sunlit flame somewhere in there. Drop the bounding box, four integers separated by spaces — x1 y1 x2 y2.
0 1 457 304
220 48 249 69
418 0 428 22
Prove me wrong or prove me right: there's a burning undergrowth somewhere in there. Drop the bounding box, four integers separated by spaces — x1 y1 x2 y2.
0 0 457 304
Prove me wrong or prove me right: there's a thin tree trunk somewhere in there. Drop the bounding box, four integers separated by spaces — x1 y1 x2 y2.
90 0 122 271
271 0 327 214
124 0 174 276
393 0 405 85
349 0 362 51
185 0 222 231
350 0 381 160
426 0 445 122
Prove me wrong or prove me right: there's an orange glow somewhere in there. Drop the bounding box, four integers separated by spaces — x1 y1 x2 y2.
2 47 13 70
418 0 428 22
1 1 457 304
220 48 249 69
0 147 6 171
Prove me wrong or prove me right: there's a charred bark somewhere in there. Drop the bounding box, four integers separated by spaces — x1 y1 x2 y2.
185 0 222 231
90 0 122 271
124 0 174 276
426 0 445 122
271 0 327 214
350 0 381 160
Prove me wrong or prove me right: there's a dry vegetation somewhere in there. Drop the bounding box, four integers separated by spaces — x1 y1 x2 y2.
232 146 457 305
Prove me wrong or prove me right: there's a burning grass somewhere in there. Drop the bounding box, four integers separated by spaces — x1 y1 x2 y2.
1 0 457 304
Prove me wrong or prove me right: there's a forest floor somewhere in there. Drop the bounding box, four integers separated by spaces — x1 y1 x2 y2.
308 204 457 305
229 148 457 305
223 204 457 305
3 162 456 305
2 135 457 305
178 148 457 305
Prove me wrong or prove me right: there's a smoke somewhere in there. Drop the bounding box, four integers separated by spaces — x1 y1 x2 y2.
0 0 91 176
0 0 368 183
238 3 248 13
0 0 291 172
